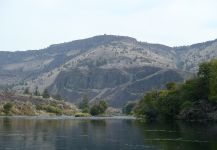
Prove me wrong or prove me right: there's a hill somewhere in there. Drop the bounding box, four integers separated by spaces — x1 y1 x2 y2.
0 35 217 107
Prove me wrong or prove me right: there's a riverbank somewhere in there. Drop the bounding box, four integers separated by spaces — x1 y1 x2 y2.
0 115 136 120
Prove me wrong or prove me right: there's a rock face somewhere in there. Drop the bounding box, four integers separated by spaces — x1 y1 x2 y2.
49 67 184 107
0 35 217 107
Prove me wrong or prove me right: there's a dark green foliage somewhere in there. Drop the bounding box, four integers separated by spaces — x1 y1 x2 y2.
3 103 13 115
135 59 217 121
134 91 160 120
23 87 30 95
45 105 62 115
157 91 180 119
75 112 90 117
166 82 177 90
42 89 50 98
180 101 192 110
179 78 202 102
52 94 62 101
134 89 180 121
90 100 108 116
79 95 89 113
122 101 137 115
34 86 40 96
209 60 217 102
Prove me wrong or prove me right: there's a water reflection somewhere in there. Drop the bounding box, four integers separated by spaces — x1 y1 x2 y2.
135 120 217 150
0 117 216 150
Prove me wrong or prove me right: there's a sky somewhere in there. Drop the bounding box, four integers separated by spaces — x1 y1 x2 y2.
1 0 217 51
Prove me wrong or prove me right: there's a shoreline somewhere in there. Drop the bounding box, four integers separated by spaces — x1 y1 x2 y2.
0 115 136 120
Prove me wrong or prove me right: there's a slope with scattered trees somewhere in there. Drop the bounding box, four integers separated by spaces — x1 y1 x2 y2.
0 91 79 116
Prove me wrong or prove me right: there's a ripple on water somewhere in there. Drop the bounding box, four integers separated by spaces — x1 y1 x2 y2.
144 138 209 143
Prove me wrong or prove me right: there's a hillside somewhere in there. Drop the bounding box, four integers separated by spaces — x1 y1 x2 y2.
0 92 78 116
0 35 217 107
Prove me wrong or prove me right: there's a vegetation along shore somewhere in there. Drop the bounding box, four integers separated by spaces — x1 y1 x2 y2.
123 59 217 122
1 59 217 122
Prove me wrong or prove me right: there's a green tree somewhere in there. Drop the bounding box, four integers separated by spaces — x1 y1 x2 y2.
3 103 13 115
79 95 89 113
42 88 50 98
180 78 201 102
52 94 62 101
198 62 210 79
34 86 40 96
122 101 137 115
198 62 210 100
166 82 177 90
157 91 180 119
209 60 217 102
23 87 30 95
134 90 160 120
90 100 108 116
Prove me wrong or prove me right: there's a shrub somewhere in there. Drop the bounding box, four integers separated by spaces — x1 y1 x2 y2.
3 103 13 115
52 94 62 101
122 101 137 115
23 87 30 95
34 86 40 96
79 95 89 113
42 89 50 98
181 101 193 110
166 82 177 90
134 91 160 120
45 105 62 115
75 112 91 117
90 100 108 116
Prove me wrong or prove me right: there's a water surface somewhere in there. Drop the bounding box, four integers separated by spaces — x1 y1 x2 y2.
0 117 216 150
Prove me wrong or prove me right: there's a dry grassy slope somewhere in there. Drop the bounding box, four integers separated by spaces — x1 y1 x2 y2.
0 92 79 116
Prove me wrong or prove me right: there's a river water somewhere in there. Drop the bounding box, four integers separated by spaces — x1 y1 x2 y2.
0 117 216 150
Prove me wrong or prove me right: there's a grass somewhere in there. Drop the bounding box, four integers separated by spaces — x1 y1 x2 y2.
75 112 91 117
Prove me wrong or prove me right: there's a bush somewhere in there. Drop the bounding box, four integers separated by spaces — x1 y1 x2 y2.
3 103 13 115
45 105 62 115
42 89 50 98
23 87 30 95
79 95 89 113
157 91 180 119
34 86 40 96
90 100 108 116
52 94 62 101
122 101 137 115
181 101 193 110
166 82 177 90
134 91 160 120
75 112 91 117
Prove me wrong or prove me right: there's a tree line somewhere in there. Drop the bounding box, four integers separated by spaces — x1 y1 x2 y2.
23 87 61 100
123 59 217 121
79 95 108 116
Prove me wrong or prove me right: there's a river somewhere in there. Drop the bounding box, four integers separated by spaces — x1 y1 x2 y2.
0 116 216 150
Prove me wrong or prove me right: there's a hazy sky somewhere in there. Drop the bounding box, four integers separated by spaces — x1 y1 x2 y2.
1 0 217 51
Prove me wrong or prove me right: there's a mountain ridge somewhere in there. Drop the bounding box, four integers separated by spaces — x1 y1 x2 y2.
0 34 217 107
